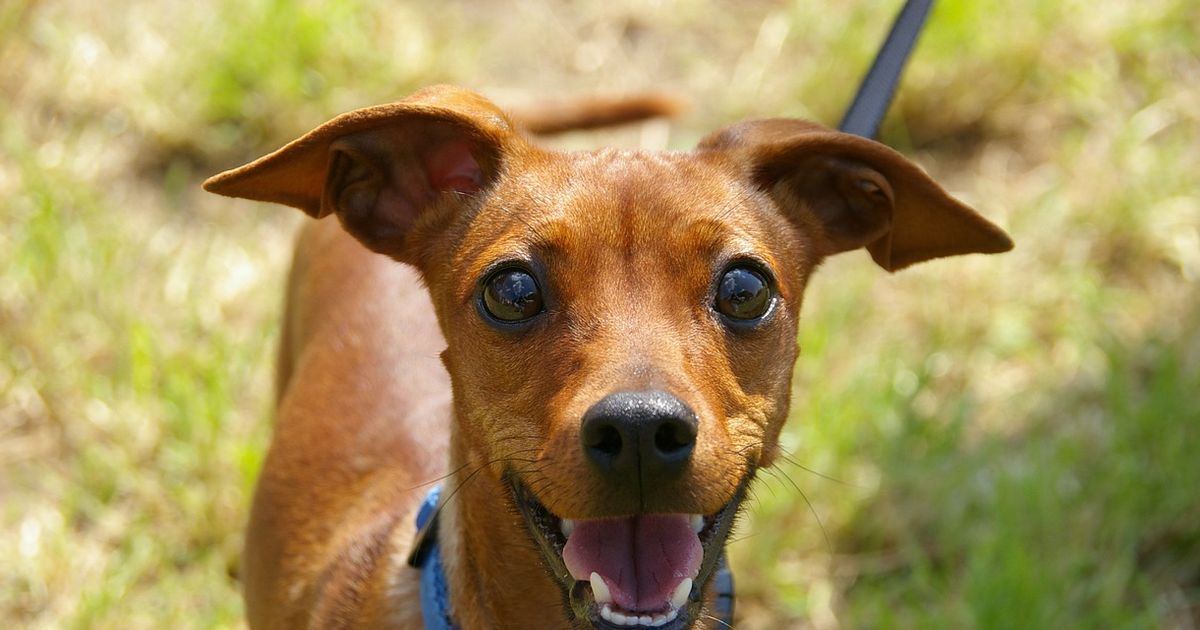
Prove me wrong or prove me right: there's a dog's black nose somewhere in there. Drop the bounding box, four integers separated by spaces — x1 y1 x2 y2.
581 391 697 482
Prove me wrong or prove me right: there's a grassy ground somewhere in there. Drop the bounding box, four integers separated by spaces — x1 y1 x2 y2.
2 0 1197 628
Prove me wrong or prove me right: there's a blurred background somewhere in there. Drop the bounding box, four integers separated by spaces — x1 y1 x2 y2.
2 0 1197 627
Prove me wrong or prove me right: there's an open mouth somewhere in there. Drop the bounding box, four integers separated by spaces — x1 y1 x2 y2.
510 477 747 629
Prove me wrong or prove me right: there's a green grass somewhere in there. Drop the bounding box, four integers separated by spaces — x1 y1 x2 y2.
2 0 1197 627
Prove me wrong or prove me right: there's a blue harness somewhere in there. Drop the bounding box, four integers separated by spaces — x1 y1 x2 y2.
410 486 458 630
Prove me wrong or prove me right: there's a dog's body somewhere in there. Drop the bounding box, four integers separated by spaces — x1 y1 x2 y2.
206 85 1011 629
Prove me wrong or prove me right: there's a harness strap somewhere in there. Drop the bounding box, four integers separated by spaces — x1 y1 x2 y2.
712 553 736 623
410 486 458 630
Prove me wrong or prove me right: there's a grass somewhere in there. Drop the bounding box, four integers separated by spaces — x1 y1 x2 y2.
1 0 1197 627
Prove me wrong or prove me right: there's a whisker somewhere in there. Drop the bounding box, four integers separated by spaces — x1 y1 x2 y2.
764 463 803 496
420 447 552 523
725 530 762 546
405 446 544 491
700 612 734 629
776 450 856 487
745 450 833 552
405 461 473 492
757 467 785 499
794 481 831 553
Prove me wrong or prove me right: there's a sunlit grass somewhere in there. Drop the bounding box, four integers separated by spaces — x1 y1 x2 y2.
2 0 1197 627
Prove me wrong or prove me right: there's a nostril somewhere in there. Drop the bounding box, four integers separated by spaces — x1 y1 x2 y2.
588 423 623 457
654 419 695 455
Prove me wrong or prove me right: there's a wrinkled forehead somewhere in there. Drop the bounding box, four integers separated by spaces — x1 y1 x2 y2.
451 148 792 286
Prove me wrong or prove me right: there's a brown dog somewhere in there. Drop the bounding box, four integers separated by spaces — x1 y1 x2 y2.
204 85 1011 629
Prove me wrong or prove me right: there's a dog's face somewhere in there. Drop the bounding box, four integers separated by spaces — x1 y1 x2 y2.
435 143 810 500
206 86 1011 629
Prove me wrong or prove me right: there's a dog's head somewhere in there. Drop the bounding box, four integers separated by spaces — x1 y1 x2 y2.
206 85 1010 629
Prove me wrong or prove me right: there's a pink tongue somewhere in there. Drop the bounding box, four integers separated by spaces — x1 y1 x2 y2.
562 515 701 612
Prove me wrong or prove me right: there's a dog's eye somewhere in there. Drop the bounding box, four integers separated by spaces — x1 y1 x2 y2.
715 266 772 321
482 268 544 322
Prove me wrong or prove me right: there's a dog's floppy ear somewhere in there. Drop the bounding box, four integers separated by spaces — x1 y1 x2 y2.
700 119 1012 271
203 85 520 262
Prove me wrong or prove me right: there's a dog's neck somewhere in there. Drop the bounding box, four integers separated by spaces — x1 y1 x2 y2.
439 435 565 629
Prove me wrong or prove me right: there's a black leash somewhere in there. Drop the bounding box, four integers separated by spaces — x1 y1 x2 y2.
838 0 936 139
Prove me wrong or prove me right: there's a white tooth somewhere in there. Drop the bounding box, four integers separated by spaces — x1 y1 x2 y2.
670 578 692 609
610 610 627 625
639 614 653 625
665 608 678 622
600 603 614 622
650 613 668 627
689 514 704 533
590 572 612 604
561 518 575 538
